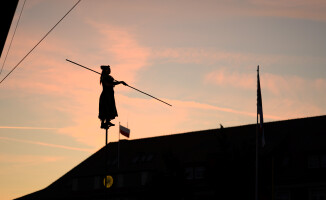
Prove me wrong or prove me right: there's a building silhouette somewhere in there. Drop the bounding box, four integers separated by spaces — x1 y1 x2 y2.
15 115 326 200
0 0 19 58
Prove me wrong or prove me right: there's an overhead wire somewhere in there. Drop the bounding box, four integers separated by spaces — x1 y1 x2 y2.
0 0 26 75
0 0 81 85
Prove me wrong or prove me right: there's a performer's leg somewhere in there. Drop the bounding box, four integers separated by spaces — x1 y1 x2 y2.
107 121 115 126
101 119 108 129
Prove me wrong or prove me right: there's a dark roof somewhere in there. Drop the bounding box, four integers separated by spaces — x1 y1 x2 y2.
15 115 326 200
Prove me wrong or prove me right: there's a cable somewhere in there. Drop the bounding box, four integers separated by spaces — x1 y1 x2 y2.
0 0 26 75
0 0 81 85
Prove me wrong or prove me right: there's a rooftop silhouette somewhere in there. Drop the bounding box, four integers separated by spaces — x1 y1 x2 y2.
15 115 326 200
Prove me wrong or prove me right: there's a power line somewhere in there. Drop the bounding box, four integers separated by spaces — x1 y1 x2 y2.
0 0 26 75
0 0 81 85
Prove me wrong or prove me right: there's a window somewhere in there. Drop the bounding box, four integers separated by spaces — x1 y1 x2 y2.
131 153 155 164
72 178 78 191
132 155 139 164
184 166 206 180
275 190 291 200
107 158 117 167
321 155 326 168
116 174 124 188
141 172 150 186
282 156 290 167
194 166 206 179
146 154 154 162
140 155 147 162
311 189 326 200
184 167 194 180
308 155 326 169
94 176 100 189
308 155 320 168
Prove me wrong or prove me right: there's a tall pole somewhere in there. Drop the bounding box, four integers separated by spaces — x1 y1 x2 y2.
256 111 259 200
118 122 120 169
256 66 259 200
272 156 275 200
105 128 108 146
105 127 108 200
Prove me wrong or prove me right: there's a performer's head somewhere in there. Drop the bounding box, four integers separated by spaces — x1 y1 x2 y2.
101 65 111 74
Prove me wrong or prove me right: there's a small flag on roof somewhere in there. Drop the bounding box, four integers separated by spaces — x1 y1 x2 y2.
119 124 130 138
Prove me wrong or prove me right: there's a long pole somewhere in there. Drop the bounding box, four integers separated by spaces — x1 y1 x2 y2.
66 59 172 107
118 122 120 169
105 128 108 146
256 66 259 200
105 127 108 200
272 156 275 200
256 111 259 200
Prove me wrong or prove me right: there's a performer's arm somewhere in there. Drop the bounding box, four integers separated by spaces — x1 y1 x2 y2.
116 81 128 86
102 80 127 87
102 75 127 87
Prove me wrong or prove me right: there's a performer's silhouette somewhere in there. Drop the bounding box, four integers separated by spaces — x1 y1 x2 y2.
98 65 126 129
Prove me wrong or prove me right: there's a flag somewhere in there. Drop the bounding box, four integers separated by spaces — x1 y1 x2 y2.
119 125 130 138
257 66 265 147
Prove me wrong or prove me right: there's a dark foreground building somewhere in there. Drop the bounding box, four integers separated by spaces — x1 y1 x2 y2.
15 115 326 200
0 0 19 58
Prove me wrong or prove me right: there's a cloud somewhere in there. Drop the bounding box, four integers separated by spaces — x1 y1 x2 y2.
87 20 151 84
314 78 326 90
87 0 326 22
204 68 326 120
204 69 326 96
1 19 154 149
204 69 256 90
0 137 93 152
248 0 326 21
151 48 261 65
0 126 56 130
59 91 280 145
0 154 64 165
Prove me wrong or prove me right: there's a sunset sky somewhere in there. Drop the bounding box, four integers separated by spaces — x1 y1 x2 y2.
1 0 326 199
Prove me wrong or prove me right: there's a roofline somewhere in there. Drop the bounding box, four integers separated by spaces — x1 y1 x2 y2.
128 114 326 142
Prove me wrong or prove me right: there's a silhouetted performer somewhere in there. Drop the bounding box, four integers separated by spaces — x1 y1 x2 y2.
99 65 127 129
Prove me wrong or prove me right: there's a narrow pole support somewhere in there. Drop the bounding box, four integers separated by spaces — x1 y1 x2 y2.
105 128 108 146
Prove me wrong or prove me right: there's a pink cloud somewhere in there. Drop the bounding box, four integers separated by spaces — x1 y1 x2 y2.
0 137 93 152
314 78 326 90
204 69 326 120
204 69 256 90
88 21 151 84
152 48 260 65
265 97 322 120
0 126 56 130
248 0 326 21
204 69 326 96
59 92 281 146
0 154 64 165
171 98 282 120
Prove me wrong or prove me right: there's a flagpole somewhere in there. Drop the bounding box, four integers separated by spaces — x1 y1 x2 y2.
256 108 259 200
255 65 259 200
118 122 120 169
